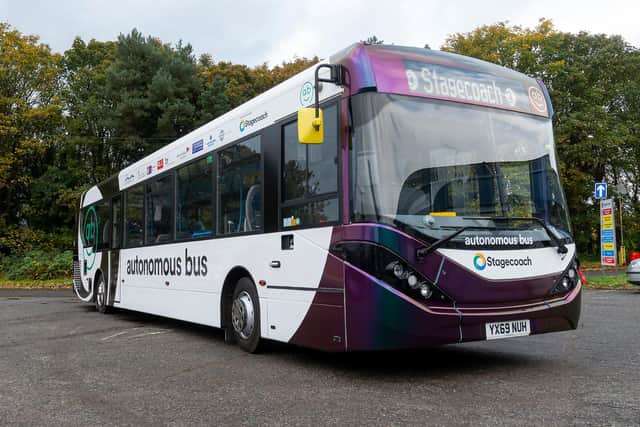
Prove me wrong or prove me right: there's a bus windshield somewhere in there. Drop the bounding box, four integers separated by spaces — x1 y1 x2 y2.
351 93 572 245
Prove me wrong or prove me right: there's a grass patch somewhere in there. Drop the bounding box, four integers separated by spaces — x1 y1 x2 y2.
0 277 72 289
585 274 637 290
0 274 636 291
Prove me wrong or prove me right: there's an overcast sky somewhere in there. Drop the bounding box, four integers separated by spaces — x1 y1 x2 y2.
2 0 638 66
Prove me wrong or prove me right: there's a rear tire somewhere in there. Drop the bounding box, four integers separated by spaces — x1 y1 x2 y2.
95 274 109 314
230 277 261 353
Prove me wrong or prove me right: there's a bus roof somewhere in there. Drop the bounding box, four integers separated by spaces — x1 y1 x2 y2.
82 43 551 206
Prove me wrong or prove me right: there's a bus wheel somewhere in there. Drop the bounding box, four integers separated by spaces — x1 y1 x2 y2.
231 277 261 353
95 274 109 314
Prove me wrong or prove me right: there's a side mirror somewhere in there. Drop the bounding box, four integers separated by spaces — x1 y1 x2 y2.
297 108 324 144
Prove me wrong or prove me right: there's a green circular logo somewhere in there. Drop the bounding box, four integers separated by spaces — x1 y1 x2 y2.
83 206 99 270
300 81 314 106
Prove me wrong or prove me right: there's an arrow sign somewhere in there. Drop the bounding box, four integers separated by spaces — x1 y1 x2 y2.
595 182 607 199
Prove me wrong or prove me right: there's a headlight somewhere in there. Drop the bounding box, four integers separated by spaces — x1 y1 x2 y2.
551 259 580 295
332 242 451 303
419 283 433 299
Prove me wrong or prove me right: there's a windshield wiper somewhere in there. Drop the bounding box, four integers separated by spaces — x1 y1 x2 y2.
416 225 498 259
416 216 568 259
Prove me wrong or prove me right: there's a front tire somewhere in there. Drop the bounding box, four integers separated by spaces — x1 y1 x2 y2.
95 274 109 314
231 277 261 353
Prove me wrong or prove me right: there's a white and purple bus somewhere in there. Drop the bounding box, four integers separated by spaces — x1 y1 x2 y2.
74 43 581 352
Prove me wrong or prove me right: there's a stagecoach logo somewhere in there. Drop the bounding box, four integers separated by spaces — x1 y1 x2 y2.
473 253 487 271
472 252 533 271
239 112 269 132
300 81 314 106
83 206 98 271
528 86 548 114
124 173 135 184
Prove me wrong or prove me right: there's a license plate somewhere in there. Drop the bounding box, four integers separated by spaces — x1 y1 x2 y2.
485 319 530 340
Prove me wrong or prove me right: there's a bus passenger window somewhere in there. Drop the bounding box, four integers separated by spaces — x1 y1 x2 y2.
125 185 144 247
146 175 174 244
218 136 262 234
281 104 338 228
176 158 214 240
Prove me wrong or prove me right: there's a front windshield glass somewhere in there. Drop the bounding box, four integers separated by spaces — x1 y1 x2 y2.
351 93 572 246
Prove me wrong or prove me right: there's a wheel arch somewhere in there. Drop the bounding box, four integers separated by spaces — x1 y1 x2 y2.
92 268 105 303
220 266 256 331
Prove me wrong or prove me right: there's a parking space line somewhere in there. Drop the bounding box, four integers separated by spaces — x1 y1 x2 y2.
100 327 144 341
128 330 169 339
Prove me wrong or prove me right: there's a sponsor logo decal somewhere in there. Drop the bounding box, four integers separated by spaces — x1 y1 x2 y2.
83 206 98 271
147 165 153 175
176 146 189 160
157 159 164 170
239 112 268 132
192 139 204 154
219 129 225 142
300 81 314 106
528 86 548 114
473 253 486 270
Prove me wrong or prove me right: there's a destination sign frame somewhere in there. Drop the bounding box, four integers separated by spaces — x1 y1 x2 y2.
403 59 549 117
600 198 617 266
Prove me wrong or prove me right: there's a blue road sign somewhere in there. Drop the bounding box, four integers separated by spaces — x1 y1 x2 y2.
595 182 607 199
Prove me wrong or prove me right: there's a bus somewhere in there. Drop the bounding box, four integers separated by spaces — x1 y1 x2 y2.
74 43 582 352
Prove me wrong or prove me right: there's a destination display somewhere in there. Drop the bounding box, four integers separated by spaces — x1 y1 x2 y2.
403 60 549 117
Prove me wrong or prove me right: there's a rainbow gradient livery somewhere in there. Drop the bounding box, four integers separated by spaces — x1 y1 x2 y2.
74 44 581 352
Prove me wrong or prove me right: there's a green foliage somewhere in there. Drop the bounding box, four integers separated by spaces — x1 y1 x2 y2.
0 250 73 280
0 22 63 230
362 35 384 45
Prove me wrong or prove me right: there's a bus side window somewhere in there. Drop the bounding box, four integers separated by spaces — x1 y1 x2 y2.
281 104 339 228
97 200 111 251
125 185 144 248
176 157 215 240
218 135 262 234
146 175 174 244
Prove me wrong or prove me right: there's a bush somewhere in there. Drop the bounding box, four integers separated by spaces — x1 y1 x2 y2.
1 250 73 280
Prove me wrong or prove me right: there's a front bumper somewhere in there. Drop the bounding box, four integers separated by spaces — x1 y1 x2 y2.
344 264 581 351
627 272 640 285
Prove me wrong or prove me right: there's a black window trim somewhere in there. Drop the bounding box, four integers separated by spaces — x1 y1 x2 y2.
216 133 264 237
278 99 342 231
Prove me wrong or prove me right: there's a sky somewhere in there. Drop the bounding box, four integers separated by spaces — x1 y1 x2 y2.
1 0 639 67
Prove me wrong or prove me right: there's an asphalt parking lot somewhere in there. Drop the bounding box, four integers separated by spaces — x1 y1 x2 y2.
1 289 639 426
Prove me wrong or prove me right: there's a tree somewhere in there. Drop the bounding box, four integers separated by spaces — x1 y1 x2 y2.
0 22 63 250
362 35 384 45
105 29 201 162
